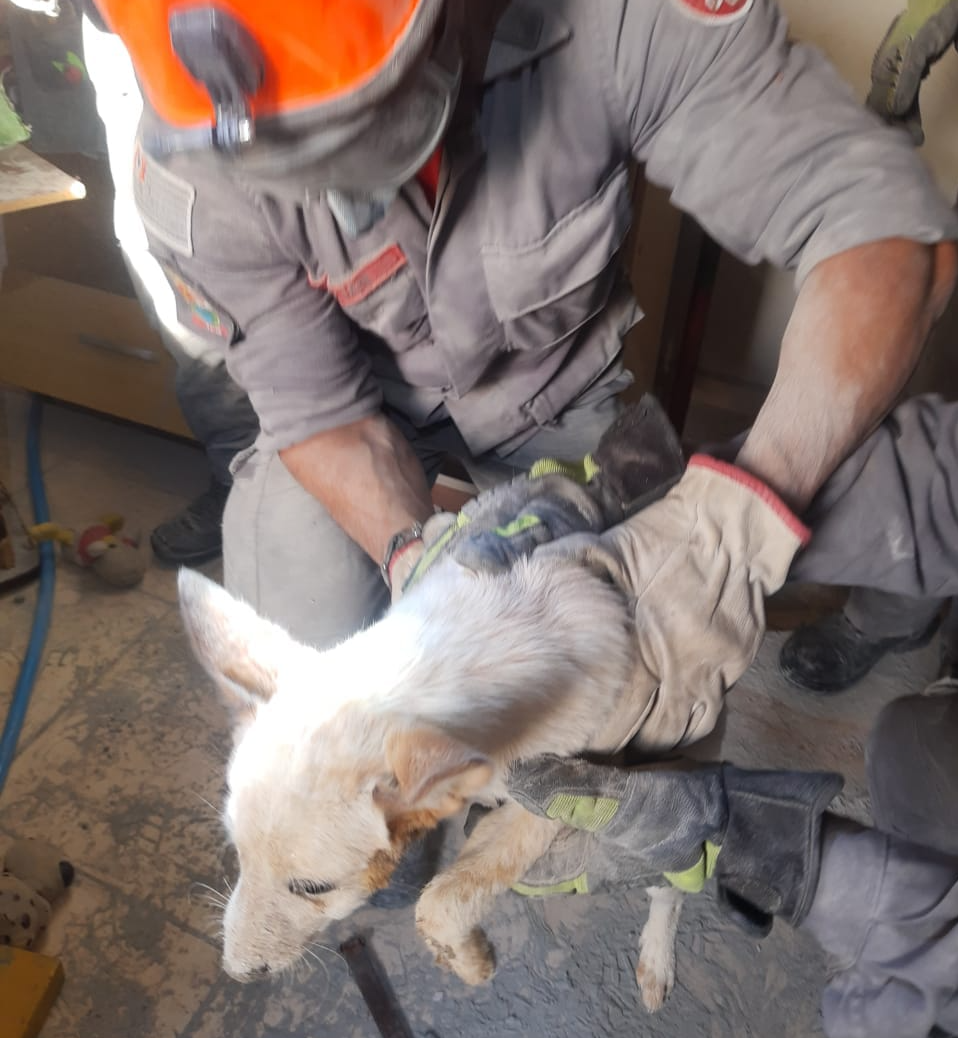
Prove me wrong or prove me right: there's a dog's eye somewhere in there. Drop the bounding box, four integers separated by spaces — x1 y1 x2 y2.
288 878 334 897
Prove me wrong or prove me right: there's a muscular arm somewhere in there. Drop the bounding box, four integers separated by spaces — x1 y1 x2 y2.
736 237 957 511
599 0 958 508
279 413 435 564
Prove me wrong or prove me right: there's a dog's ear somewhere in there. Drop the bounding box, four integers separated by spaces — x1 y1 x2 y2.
178 569 294 715
376 727 493 819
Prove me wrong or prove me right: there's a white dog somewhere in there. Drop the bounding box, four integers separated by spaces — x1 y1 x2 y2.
180 537 686 1009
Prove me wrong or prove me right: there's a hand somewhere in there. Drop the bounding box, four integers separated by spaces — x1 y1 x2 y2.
397 472 607 595
508 753 842 927
541 456 810 750
397 397 687 597
867 0 958 145
509 754 728 889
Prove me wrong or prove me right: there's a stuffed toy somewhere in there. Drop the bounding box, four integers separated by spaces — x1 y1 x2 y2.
29 514 147 588
0 839 74 950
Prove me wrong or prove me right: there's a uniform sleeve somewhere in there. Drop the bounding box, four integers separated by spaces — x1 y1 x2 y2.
789 394 958 600
593 0 958 283
139 155 382 452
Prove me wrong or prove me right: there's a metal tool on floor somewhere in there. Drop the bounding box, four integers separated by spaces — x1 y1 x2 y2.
340 935 440 1038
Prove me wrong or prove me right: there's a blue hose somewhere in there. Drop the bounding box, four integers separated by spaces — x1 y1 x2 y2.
0 397 55 796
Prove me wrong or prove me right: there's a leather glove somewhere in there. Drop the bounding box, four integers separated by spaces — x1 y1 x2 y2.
540 456 810 751
396 396 686 598
867 0 958 145
403 472 605 593
399 458 668 596
508 754 842 931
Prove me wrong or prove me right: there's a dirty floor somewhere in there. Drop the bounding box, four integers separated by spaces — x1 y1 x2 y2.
0 390 942 1038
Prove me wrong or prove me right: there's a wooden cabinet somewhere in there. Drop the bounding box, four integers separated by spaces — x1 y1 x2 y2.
0 150 191 438
1 269 190 437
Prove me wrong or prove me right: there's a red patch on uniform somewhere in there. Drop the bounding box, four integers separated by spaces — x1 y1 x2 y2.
671 0 753 23
326 245 407 308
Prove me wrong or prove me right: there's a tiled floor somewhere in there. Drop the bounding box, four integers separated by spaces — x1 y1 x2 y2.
0 389 943 1038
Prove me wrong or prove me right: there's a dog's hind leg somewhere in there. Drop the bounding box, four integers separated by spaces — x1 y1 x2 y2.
415 802 560 985
636 885 684 1012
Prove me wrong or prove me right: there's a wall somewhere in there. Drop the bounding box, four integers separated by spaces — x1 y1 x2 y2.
698 0 958 398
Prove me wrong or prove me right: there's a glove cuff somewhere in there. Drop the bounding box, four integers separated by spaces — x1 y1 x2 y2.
687 455 811 548
715 766 843 930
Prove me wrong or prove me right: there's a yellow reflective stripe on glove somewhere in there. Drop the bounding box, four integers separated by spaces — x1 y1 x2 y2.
545 792 620 832
402 511 470 592
528 453 600 485
662 841 723 894
511 873 591 897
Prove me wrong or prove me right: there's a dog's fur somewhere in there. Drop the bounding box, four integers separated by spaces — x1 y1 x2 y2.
180 545 685 1009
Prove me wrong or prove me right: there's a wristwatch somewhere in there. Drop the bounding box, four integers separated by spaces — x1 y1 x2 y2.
380 522 424 589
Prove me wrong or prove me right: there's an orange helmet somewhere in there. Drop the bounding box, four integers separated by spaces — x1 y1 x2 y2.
93 0 460 190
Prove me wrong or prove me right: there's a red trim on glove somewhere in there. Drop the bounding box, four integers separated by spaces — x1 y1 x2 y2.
688 455 811 547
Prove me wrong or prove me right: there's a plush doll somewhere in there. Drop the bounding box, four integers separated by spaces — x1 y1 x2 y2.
29 514 147 588
0 839 74 950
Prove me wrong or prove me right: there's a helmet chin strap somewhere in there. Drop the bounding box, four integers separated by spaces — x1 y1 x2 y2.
168 6 264 151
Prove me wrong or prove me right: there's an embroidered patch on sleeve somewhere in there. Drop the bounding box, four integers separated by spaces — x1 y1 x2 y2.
325 244 408 308
671 0 754 24
133 143 196 256
161 263 238 343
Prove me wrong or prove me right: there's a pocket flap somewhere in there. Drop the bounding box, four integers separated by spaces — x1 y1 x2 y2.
481 165 632 322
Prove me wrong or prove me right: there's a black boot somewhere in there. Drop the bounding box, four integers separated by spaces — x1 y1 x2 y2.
779 611 940 695
151 480 229 566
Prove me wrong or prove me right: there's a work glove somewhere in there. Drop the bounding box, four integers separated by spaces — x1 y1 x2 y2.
508 754 842 932
867 0 958 145
386 475 584 603
402 472 606 593
397 396 685 596
540 457 810 751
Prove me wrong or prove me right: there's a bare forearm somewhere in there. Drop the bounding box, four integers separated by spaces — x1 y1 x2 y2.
279 414 434 563
736 238 957 512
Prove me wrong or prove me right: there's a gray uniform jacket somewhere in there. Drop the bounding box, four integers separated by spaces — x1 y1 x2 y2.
135 0 958 457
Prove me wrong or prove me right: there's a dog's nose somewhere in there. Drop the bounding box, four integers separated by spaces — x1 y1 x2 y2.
253 963 271 976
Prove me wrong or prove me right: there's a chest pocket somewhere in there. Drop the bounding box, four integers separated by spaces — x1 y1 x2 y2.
324 244 430 352
481 166 632 353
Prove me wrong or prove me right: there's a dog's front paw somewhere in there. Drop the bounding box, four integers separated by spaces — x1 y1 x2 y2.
416 895 496 985
635 937 675 1012
449 926 496 985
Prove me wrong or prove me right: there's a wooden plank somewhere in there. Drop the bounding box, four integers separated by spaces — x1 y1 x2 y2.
0 272 193 438
0 947 64 1038
0 144 86 216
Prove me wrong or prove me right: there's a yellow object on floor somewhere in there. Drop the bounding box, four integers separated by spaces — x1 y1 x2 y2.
0 947 63 1038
